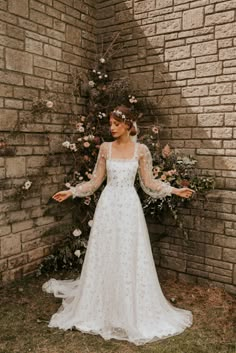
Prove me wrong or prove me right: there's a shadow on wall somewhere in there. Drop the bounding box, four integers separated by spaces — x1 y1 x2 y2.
96 0 235 190
95 0 236 293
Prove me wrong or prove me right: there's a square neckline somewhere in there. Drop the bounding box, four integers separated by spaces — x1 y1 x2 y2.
108 141 138 161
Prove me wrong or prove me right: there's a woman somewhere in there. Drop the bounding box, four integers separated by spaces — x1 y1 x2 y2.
43 105 194 346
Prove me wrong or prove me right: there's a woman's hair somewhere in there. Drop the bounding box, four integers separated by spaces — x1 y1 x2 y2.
110 105 137 136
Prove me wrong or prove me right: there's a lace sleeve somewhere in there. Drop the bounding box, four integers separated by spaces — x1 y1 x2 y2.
69 142 107 198
138 144 174 199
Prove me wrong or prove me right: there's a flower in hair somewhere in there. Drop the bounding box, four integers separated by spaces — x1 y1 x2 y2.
113 109 126 120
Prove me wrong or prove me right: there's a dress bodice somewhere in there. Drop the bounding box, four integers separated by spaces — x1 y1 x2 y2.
106 143 139 188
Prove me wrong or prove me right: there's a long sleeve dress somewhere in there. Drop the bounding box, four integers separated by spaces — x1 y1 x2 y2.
42 141 193 346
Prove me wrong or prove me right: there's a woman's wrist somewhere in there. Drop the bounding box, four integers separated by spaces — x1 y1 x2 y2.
171 187 179 195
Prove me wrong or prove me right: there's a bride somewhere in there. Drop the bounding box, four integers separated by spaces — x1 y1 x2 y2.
42 105 194 346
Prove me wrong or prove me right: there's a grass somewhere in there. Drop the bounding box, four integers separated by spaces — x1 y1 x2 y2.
0 271 235 353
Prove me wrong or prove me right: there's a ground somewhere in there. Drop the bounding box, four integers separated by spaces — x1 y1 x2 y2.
0 271 235 353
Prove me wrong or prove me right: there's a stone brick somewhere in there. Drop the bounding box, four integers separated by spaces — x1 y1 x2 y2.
6 48 33 74
172 128 191 139
134 0 155 13
205 11 234 26
14 87 38 99
30 9 53 28
8 254 28 269
214 235 236 249
28 247 44 261
205 244 222 260
65 24 81 45
0 225 11 237
25 75 45 89
196 62 222 77
34 67 52 79
0 84 13 97
209 82 232 95
12 220 34 233
5 99 23 109
165 45 190 61
169 58 195 72
192 40 217 57
0 34 24 50
26 156 46 168
53 19 66 32
34 55 56 70
183 8 204 30
7 24 25 40
205 258 233 270
215 0 235 11
221 95 236 104
156 19 181 34
130 71 153 90
25 38 43 54
8 0 29 18
225 113 236 126
160 256 186 272
46 28 65 41
1 234 21 257
212 128 232 139
219 47 236 60
215 157 236 170
215 22 236 39
182 85 208 97
6 157 25 177
44 44 62 60
1 109 18 131
198 113 224 126
223 248 236 263
209 273 232 284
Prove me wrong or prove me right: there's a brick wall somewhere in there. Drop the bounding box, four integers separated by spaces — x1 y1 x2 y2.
149 190 236 295
97 0 236 190
96 0 236 293
0 0 235 291
0 0 96 282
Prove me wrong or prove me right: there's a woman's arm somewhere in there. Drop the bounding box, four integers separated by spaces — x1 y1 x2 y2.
138 144 194 199
52 142 107 202
69 142 107 198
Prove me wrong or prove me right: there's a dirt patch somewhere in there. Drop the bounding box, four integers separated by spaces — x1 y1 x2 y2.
0 272 235 353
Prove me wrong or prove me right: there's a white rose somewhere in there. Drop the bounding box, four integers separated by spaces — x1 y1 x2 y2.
65 182 71 188
73 229 82 237
24 180 32 190
62 141 70 148
46 100 53 108
88 80 95 87
74 250 81 257
99 58 105 63
98 75 102 79
70 143 77 152
88 220 93 227
78 126 84 133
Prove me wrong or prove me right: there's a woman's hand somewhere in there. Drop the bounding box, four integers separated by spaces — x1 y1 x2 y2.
172 187 195 199
52 190 73 202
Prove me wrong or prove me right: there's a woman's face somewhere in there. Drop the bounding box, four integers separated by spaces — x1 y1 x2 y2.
109 116 129 138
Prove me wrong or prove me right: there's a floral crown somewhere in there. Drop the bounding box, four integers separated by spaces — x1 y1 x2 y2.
112 109 133 122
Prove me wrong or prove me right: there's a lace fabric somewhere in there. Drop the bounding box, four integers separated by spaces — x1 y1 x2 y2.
70 142 174 198
43 141 192 345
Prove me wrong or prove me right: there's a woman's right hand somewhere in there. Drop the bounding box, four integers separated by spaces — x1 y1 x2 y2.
52 190 73 203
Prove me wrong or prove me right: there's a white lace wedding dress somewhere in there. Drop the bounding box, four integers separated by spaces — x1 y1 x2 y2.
42 141 193 346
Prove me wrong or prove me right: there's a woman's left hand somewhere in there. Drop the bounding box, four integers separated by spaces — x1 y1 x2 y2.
172 187 195 199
